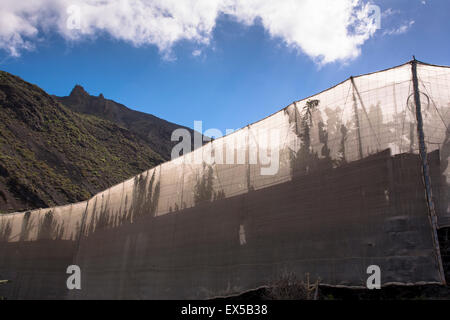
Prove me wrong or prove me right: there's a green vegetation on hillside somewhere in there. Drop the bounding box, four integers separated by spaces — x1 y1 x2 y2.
0 71 164 213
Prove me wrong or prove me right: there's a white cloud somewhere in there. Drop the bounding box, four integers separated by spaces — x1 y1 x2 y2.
383 20 415 36
0 0 380 64
382 8 399 18
192 49 202 57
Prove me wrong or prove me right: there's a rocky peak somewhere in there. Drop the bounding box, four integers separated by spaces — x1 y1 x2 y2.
69 85 89 98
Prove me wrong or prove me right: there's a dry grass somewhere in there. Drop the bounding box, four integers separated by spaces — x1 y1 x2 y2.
265 272 321 300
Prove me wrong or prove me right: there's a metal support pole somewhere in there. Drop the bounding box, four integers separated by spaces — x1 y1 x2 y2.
411 58 446 284
350 77 364 160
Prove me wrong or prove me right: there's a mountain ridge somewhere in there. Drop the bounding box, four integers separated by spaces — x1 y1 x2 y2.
0 70 179 213
56 85 196 160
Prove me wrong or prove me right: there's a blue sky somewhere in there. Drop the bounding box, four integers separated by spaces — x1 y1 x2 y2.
1 0 449 133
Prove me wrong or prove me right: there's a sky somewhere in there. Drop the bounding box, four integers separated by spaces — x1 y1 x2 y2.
0 0 449 133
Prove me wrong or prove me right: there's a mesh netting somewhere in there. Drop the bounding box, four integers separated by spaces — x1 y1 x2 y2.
1 61 449 299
